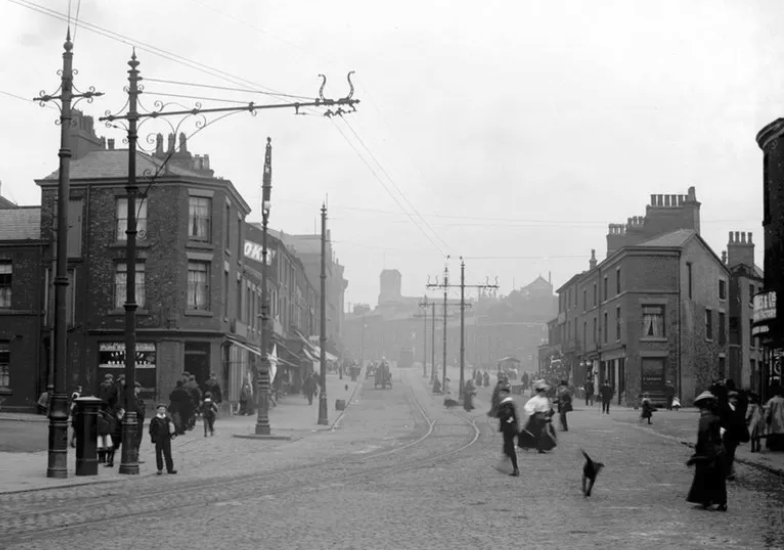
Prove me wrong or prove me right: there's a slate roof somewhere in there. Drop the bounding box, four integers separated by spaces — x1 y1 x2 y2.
39 150 206 181
635 228 696 248
0 207 41 240
0 195 16 208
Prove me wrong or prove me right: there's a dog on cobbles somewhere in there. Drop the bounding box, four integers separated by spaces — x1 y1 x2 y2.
444 398 459 409
581 449 604 497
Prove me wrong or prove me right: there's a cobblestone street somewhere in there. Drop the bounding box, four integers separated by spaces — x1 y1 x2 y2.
2 369 784 549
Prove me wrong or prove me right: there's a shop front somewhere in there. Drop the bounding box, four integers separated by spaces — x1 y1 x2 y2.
97 342 157 401
753 290 780 400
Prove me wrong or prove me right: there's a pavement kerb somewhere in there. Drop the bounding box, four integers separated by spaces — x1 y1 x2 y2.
609 415 784 478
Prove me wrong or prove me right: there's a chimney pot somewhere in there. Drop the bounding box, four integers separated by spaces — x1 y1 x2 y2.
155 133 164 155
722 251 727 264
657 194 664 206
728 231 733 244
650 194 656 207
107 139 115 150
734 231 740 243
741 232 746 244
749 232 753 244
167 133 176 153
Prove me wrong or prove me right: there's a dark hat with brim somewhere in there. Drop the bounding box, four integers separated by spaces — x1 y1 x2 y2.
156 403 168 409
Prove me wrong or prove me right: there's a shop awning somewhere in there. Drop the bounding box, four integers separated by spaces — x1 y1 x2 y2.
227 337 262 357
303 348 318 362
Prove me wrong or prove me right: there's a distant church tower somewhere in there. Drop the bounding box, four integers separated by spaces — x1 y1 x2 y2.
378 269 402 306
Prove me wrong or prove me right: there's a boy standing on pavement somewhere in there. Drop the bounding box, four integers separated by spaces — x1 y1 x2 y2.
149 404 177 475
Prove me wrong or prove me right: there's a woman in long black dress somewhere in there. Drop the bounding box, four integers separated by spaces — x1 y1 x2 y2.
686 390 727 511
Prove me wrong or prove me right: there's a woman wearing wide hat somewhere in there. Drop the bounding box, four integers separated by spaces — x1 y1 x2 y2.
518 380 557 453
686 390 727 511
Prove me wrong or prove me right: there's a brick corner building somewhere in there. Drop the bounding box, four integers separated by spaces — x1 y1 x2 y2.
552 187 734 407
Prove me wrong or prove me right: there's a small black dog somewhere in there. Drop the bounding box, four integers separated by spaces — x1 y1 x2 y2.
581 449 604 497
444 398 460 409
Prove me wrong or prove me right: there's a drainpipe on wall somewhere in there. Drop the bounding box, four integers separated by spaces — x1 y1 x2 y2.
677 258 683 403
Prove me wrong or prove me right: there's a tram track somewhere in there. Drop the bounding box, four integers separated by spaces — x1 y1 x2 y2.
0 372 483 544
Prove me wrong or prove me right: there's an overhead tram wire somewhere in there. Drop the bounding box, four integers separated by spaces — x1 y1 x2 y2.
144 78 315 102
329 118 448 259
7 0 311 107
337 117 451 253
72 0 82 43
276 197 758 227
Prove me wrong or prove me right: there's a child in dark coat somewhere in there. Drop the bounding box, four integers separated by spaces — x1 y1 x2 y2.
640 393 655 425
201 392 218 437
149 404 177 475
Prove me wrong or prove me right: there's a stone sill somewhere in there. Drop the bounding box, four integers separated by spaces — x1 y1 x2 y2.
184 310 213 317
0 388 13 396
186 241 214 250
640 337 667 343
108 310 150 316
110 241 150 249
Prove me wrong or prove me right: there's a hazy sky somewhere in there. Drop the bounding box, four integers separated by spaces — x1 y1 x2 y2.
0 0 778 308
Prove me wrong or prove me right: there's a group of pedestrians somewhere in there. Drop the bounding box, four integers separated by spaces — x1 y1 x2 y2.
490 376 561 477
582 380 615 413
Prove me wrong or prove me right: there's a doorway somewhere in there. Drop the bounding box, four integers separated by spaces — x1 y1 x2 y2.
184 342 211 390
641 358 666 395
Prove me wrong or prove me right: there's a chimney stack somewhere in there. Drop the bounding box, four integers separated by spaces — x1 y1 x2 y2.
155 133 164 155
721 251 727 264
727 231 755 268
107 139 115 150
589 249 597 270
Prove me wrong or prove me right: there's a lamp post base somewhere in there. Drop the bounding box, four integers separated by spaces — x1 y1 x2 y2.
255 422 271 436
46 393 69 479
317 396 328 426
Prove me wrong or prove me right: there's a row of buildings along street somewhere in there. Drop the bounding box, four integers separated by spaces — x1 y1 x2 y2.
2 114 784 412
0 111 347 412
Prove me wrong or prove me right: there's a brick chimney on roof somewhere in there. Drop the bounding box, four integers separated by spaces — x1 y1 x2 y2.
69 109 105 159
727 231 754 268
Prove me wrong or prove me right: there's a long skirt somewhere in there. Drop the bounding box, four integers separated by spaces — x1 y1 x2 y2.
686 457 727 506
518 415 557 451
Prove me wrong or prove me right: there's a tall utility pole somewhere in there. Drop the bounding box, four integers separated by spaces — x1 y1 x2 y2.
418 296 430 378
318 204 329 426
100 56 359 443
457 257 498 400
256 138 273 435
431 302 436 382
36 30 102 478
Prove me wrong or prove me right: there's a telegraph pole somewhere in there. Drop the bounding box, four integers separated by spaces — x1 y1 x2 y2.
458 257 498 400
426 263 450 390
431 302 436 383
36 30 102 478
419 296 429 378
318 204 328 426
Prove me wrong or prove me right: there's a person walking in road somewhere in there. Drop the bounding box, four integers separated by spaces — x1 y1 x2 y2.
149 404 177 475
201 392 218 437
583 379 594 407
464 378 477 411
686 391 727 511
557 380 572 432
599 382 613 414
204 372 222 405
496 387 520 477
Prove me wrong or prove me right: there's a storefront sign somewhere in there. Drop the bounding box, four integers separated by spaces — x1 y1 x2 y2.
244 241 276 265
753 291 777 324
99 342 156 369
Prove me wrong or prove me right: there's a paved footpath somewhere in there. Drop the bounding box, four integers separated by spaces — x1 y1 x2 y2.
0 372 362 494
3 368 784 549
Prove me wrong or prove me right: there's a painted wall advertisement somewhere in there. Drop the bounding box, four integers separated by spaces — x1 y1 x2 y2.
98 342 157 396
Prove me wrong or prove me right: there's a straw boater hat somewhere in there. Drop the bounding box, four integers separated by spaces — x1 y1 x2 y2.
693 391 716 407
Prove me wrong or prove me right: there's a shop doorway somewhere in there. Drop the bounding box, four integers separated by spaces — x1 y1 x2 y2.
184 342 211 390
641 358 666 395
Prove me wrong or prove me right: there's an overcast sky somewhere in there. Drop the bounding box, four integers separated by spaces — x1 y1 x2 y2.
0 0 778 309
